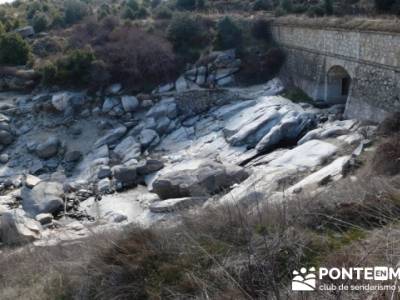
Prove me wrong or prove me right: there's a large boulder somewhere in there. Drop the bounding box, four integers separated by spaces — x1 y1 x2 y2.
35 136 60 159
138 129 159 148
112 165 138 188
146 98 177 119
151 160 249 199
21 181 64 217
137 159 164 175
223 97 315 153
114 136 141 163
0 210 42 244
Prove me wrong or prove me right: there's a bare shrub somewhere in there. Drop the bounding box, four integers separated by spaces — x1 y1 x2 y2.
70 19 177 91
377 112 400 136
371 134 400 176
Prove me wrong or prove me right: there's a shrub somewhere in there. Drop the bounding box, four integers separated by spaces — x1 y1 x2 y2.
41 49 95 86
214 17 242 50
0 33 30 65
32 12 48 32
251 19 273 41
306 4 325 17
377 112 400 136
64 0 88 25
372 135 400 176
292 3 307 13
32 37 62 58
96 26 177 91
374 0 396 11
324 0 334 15
176 0 196 10
280 0 292 12
154 5 173 19
167 13 204 52
238 47 285 84
253 0 272 11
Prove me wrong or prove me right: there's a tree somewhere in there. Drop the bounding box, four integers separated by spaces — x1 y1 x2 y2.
176 0 196 10
214 17 242 50
280 0 292 12
32 12 48 32
324 0 334 15
167 13 204 51
0 33 31 65
374 0 396 11
64 0 88 25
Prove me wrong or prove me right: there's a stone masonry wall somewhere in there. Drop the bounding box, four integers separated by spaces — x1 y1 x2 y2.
272 24 400 122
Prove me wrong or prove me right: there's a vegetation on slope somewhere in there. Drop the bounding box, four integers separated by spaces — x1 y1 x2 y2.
1 115 400 299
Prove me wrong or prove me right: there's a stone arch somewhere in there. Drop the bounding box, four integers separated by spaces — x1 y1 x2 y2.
325 65 352 104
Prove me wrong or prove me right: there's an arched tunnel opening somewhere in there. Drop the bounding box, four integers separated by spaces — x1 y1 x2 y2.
326 66 352 104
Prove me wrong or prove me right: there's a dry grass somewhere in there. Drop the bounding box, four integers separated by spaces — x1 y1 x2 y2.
273 15 400 33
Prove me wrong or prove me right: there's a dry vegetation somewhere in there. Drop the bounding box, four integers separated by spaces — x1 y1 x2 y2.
273 15 400 33
1 123 400 299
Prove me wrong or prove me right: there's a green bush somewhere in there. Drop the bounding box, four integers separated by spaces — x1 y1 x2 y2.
374 0 396 11
253 0 272 11
214 17 242 50
41 49 95 86
32 12 48 32
64 0 88 25
306 4 325 17
176 0 196 10
123 0 148 20
251 19 272 41
324 0 334 15
280 0 292 12
167 13 204 52
0 33 30 65
154 5 173 19
292 4 307 13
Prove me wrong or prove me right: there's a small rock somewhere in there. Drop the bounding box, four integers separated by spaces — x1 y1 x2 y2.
121 96 139 112
97 165 111 179
25 174 41 188
35 213 53 225
0 153 9 164
65 150 82 162
107 83 122 95
35 137 60 159
97 178 112 193
138 129 159 148
0 130 14 146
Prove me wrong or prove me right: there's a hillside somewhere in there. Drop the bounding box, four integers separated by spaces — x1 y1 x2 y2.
0 0 399 300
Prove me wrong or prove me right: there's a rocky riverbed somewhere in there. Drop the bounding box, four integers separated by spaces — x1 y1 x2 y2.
0 50 376 247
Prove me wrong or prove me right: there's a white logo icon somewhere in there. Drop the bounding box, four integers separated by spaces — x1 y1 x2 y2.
292 267 317 291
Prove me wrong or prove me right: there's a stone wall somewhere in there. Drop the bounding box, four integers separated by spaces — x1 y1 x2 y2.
272 23 400 122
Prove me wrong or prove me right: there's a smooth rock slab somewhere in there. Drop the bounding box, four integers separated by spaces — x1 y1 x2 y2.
150 197 208 213
288 155 351 194
269 140 338 170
